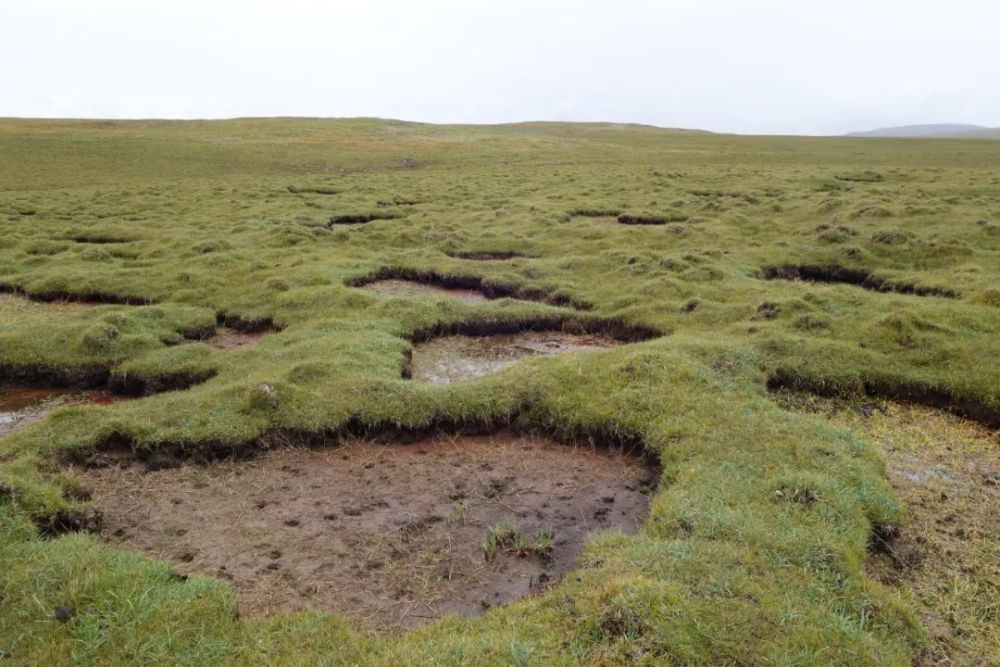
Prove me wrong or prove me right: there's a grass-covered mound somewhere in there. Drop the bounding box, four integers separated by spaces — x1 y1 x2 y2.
1 118 998 665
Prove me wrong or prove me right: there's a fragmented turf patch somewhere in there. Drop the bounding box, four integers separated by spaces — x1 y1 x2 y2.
72 431 657 632
761 264 959 298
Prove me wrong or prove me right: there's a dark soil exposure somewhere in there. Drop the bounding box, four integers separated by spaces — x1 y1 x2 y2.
0 283 153 306
362 279 487 302
617 213 689 225
409 331 622 384
328 212 401 225
77 432 657 632
349 267 590 310
108 369 217 396
761 264 959 298
568 208 622 218
66 235 134 244
446 251 526 261
1 386 126 437
215 312 282 334
766 370 1000 428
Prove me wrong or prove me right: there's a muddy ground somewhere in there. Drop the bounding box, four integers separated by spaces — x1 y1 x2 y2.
206 329 266 350
361 279 487 302
77 432 657 632
0 387 122 438
773 392 999 665
409 331 620 384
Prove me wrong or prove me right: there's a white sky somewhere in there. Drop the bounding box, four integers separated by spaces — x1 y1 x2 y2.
1 0 998 135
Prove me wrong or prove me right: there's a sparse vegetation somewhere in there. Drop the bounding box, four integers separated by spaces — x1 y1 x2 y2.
0 118 998 665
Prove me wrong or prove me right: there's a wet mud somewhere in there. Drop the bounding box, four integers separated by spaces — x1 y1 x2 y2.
77 432 657 632
0 386 126 437
408 331 620 384
362 279 488 302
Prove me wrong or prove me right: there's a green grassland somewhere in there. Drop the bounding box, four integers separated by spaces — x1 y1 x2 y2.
1 118 998 665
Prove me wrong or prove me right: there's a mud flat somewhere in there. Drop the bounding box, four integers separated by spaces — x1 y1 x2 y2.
76 432 657 632
409 331 620 384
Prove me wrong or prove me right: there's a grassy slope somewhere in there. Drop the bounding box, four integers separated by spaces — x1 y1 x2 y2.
0 118 998 665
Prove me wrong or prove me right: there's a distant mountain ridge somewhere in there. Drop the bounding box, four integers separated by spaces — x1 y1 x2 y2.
846 123 999 138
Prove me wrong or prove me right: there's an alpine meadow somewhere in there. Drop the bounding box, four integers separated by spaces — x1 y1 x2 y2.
0 118 998 665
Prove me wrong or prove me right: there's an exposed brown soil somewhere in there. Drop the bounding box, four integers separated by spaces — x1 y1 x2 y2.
1 386 127 437
206 329 266 350
761 264 958 298
772 392 999 665
361 279 487 302
348 267 591 310
76 432 657 632
408 331 621 384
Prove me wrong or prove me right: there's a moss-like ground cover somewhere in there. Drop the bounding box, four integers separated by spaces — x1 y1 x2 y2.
1 118 998 665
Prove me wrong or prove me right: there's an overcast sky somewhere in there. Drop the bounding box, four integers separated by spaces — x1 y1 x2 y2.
2 0 997 135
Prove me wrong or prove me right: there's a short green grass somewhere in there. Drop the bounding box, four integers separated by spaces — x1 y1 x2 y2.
1 118 998 665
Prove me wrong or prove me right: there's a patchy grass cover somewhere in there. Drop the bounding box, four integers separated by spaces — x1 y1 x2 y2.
1 118 998 665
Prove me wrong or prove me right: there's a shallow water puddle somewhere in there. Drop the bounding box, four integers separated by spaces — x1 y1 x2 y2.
409 331 619 384
77 432 657 632
0 387 125 437
362 279 487 302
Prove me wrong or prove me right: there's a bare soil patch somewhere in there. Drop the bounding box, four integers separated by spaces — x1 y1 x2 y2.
1 386 126 437
772 392 999 665
362 279 487 303
206 329 266 350
76 432 656 632
409 331 620 384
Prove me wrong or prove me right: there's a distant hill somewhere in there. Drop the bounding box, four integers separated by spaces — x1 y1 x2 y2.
846 123 998 138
